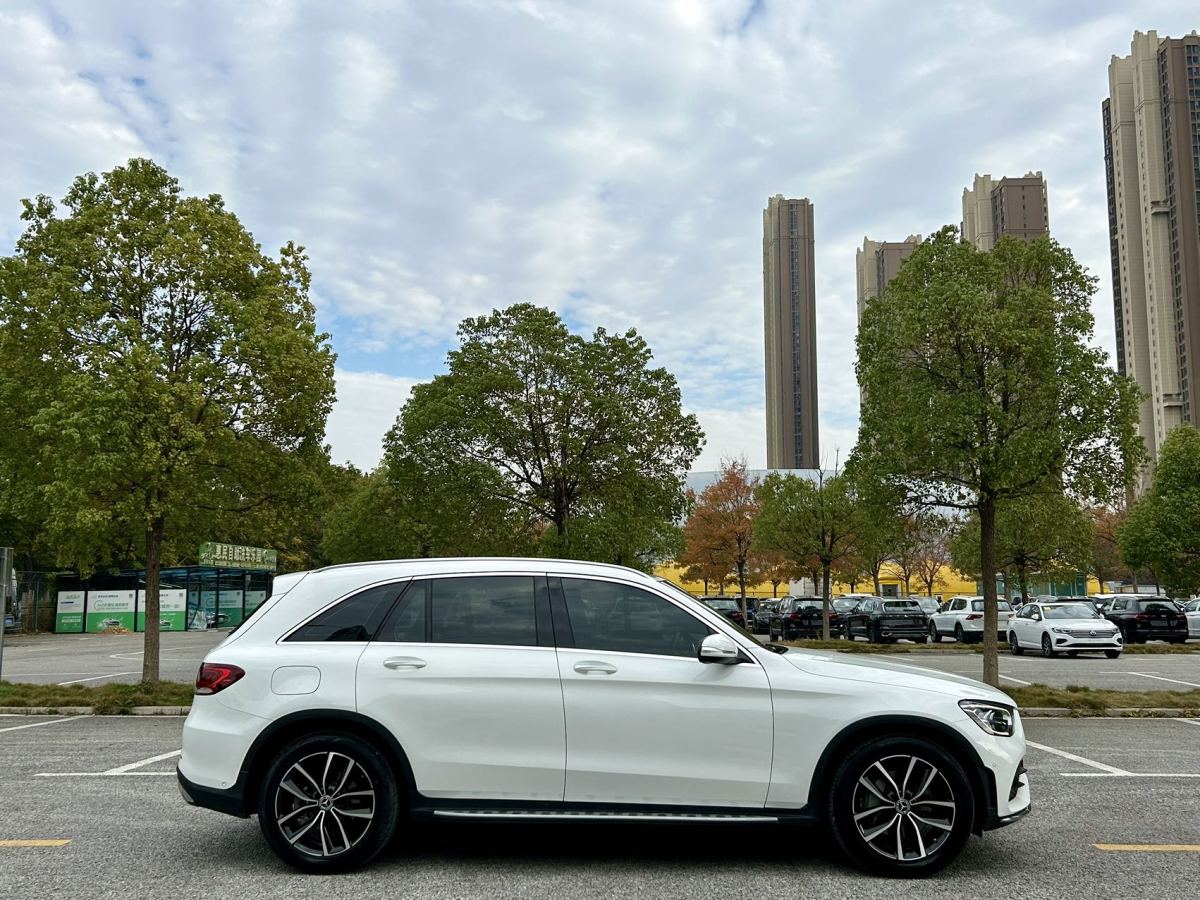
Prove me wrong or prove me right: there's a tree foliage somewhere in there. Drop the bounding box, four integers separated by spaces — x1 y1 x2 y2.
1087 505 1129 591
386 303 702 568
852 229 1143 685
678 459 759 618
753 471 856 639
1120 426 1200 596
0 159 336 681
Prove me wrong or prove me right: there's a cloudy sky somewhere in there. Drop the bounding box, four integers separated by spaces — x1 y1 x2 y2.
1 1 1194 472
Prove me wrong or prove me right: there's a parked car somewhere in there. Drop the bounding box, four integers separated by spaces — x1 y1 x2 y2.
1102 595 1188 644
767 597 840 641
751 599 781 634
913 597 941 616
831 598 861 637
1183 599 1200 639
1008 601 1122 658
206 612 230 628
698 596 748 629
928 596 1012 644
845 597 929 644
178 558 1030 876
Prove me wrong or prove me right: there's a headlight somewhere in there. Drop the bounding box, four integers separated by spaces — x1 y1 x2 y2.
1051 626 1070 634
959 700 1016 736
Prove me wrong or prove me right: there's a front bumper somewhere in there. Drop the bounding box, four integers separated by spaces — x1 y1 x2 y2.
1048 632 1122 650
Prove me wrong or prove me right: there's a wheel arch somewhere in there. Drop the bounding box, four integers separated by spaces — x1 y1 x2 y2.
807 715 996 835
237 709 418 815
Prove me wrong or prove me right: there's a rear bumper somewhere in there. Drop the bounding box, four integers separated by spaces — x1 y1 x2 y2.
177 766 249 818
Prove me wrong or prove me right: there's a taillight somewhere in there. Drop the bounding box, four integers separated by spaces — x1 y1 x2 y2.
789 612 801 619
195 663 245 695
966 613 983 620
1135 613 1149 621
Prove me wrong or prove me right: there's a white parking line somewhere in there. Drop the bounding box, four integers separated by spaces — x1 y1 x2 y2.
1176 719 1200 727
999 674 1033 686
1062 773 1200 778
1024 740 1132 775
1129 672 1200 689
57 672 137 686
35 772 175 777
0 718 78 735
102 749 181 775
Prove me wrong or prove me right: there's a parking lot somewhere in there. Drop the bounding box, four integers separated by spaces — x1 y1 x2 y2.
2 630 1197 691
0 715 1197 899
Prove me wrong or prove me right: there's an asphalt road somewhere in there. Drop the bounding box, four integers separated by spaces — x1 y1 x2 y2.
1 715 1198 899
3 630 1198 691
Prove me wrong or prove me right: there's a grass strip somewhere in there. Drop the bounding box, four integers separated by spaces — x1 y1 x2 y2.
1005 683 1200 714
0 680 194 714
776 638 1199 654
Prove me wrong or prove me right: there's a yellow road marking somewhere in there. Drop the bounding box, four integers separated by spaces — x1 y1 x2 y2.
1094 843 1200 852
0 840 71 848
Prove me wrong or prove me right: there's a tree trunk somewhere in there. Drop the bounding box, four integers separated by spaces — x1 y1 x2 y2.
979 496 1000 688
772 581 779 598
737 562 748 625
141 516 164 686
1017 565 1029 604
820 564 831 641
872 566 882 597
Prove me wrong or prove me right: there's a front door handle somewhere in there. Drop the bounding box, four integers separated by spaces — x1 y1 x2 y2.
573 660 617 676
383 656 427 670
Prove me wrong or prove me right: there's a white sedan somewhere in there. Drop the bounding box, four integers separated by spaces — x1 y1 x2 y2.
1008 601 1122 658
1183 599 1200 638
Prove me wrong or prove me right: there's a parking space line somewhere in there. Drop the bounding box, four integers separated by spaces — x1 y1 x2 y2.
1024 740 1132 775
1095 844 1200 852
102 749 181 775
57 672 137 686
1129 672 1200 689
0 840 71 848
1177 719 1200 727
1062 773 1200 778
999 674 1032 686
0 718 78 735
35 771 175 777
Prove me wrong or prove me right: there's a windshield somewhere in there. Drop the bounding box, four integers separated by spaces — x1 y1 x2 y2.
1139 600 1179 613
795 600 822 609
883 601 920 611
971 600 1012 612
1042 604 1100 620
702 599 739 611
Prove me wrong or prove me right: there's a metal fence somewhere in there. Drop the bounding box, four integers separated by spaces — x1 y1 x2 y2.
11 571 61 633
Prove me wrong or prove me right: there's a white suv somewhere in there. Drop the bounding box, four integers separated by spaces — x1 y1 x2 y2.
929 596 1014 644
178 558 1030 876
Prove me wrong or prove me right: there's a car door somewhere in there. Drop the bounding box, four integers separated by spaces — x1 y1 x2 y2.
356 573 566 802
553 575 773 808
1011 604 1034 646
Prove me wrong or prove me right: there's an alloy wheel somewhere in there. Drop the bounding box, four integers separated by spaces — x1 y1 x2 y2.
274 751 376 858
851 755 956 861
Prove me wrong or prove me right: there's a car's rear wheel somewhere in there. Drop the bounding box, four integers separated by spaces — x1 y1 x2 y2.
1008 631 1022 655
258 733 400 873
871 623 883 644
954 624 965 644
928 622 939 643
827 735 974 877
1041 634 1057 658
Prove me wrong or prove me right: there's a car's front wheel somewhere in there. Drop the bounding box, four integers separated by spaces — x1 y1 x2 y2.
258 733 400 873
827 735 974 877
1041 634 1058 658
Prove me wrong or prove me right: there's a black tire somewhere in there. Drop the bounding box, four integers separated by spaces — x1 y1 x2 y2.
258 733 400 873
827 735 974 877
1041 633 1058 659
1104 650 1121 659
1009 631 1023 655
954 624 966 644
928 622 939 643
871 623 883 644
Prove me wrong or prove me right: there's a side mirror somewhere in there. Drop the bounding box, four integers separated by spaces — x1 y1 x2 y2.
698 633 742 664
1031 613 1041 622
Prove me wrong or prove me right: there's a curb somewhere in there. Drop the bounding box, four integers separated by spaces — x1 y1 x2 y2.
0 706 190 716
1020 707 1196 718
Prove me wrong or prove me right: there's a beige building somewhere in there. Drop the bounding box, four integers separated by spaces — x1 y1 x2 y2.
961 172 1049 250
856 235 922 322
1103 30 1200 468
763 195 819 469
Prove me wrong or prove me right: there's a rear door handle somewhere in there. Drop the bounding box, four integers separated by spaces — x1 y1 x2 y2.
573 660 617 676
383 656 427 670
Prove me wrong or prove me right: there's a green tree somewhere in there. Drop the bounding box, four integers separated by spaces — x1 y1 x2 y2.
0 159 335 682
852 229 1142 685
1120 426 1200 596
679 459 759 620
949 494 1090 602
389 303 702 564
754 471 856 639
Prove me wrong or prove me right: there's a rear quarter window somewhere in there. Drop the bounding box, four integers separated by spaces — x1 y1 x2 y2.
285 582 406 642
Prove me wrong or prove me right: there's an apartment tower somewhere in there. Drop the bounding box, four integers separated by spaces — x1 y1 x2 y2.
1104 30 1200 465
856 235 922 322
961 172 1049 250
763 195 819 469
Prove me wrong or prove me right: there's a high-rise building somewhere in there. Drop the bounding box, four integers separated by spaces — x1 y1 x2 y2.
856 235 922 321
763 195 819 469
1104 30 1200 467
961 172 1049 250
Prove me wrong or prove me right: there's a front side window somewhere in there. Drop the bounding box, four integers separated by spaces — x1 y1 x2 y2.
560 578 711 657
286 582 405 642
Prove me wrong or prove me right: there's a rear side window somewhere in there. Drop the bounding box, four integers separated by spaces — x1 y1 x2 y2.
286 582 405 642
431 576 538 646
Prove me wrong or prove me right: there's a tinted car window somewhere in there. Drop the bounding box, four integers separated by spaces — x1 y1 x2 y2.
971 600 1012 612
375 580 428 642
561 578 711 657
1138 600 1177 613
430 576 538 647
286 582 404 642
883 601 920 611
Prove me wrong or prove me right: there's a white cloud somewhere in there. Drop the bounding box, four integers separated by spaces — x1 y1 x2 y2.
326 369 422 472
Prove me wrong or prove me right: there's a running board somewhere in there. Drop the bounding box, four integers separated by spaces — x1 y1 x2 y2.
431 809 779 823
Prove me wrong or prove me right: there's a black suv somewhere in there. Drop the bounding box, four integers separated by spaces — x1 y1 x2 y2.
698 596 747 629
845 598 929 644
1103 596 1188 644
751 599 781 634
767 597 840 641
